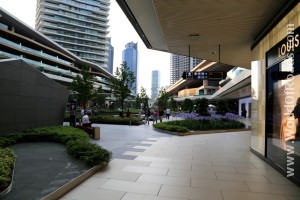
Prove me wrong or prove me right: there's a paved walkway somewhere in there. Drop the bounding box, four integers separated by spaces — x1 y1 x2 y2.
60 124 300 200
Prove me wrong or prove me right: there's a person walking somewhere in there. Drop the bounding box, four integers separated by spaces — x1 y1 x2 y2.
145 107 151 125
153 109 158 124
158 108 164 122
166 107 170 120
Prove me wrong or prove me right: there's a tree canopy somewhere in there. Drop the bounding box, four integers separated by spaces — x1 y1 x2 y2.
69 66 97 108
182 98 194 112
110 62 135 113
194 98 210 116
156 87 169 110
169 97 178 111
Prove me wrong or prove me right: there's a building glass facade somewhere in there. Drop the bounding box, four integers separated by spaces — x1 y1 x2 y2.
0 7 112 92
170 53 201 84
151 70 160 99
122 42 138 95
108 37 114 74
251 3 300 185
36 0 110 70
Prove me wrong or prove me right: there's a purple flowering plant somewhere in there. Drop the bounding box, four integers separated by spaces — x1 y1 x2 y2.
172 112 243 121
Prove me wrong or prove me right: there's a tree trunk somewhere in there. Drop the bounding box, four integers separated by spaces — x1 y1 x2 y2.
120 98 124 118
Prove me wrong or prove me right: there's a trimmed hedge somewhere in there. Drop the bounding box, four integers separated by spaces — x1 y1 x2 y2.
153 123 188 133
0 126 112 166
64 114 143 125
0 148 15 192
0 126 112 192
154 119 245 133
90 116 141 124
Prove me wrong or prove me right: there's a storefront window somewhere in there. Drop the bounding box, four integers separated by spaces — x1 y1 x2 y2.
266 26 300 183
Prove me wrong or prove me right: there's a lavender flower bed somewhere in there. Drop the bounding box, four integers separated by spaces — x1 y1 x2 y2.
159 112 246 131
172 112 243 121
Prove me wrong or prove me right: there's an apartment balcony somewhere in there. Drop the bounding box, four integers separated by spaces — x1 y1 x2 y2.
0 36 74 67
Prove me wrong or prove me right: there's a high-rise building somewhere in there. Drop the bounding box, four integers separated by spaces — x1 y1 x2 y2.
170 54 201 84
122 42 138 95
0 7 112 91
108 37 114 74
151 70 160 99
36 0 110 70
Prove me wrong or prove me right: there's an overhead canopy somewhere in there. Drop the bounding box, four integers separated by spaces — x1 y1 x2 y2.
117 0 297 69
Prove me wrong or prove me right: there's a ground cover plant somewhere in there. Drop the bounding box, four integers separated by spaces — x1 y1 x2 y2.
0 148 15 193
0 126 112 193
154 112 245 132
64 114 143 125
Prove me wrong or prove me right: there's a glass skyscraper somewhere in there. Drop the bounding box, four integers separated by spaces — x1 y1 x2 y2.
151 70 160 99
122 42 138 95
36 0 110 70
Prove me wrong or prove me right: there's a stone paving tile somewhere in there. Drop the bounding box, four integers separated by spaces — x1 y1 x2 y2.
93 170 141 182
80 177 109 188
246 182 300 195
61 186 125 200
159 185 223 200
167 169 216 179
148 162 192 170
123 151 144 156
137 174 190 186
216 172 270 183
100 179 161 195
110 158 151 167
121 193 188 200
221 190 288 200
133 145 149 149
122 165 168 176
58 127 299 200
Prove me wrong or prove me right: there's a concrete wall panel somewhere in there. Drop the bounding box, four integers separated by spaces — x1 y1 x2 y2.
0 59 69 135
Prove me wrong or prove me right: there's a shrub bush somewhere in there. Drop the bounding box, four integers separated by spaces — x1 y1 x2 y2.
194 98 210 116
153 123 188 133
90 116 141 124
64 114 142 124
0 148 15 192
154 119 245 133
0 126 111 166
0 126 112 192
216 99 230 115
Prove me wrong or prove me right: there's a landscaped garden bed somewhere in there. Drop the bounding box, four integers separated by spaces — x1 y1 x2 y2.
64 114 143 125
0 126 112 194
154 112 246 134
0 148 15 196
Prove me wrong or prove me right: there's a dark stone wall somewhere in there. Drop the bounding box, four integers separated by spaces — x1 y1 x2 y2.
0 59 69 135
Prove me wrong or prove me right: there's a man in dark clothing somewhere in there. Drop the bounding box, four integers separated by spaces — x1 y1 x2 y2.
145 107 151 125
159 109 164 122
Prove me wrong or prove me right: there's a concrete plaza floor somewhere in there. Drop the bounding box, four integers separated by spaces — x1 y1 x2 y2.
59 121 300 200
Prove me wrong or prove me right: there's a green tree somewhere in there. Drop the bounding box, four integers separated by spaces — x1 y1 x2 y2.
195 98 210 116
140 87 149 108
93 86 108 108
110 62 135 115
216 99 229 115
135 87 149 109
169 97 178 111
69 66 97 109
135 93 142 109
182 98 194 112
156 87 169 110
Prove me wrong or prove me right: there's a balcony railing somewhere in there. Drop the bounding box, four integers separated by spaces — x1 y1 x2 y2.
0 50 76 78
0 36 73 67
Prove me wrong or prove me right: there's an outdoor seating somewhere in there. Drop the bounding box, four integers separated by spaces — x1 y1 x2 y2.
76 125 95 138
